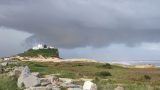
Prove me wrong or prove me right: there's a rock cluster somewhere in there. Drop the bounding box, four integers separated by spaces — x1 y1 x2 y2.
16 66 86 90
15 66 124 90
0 59 126 90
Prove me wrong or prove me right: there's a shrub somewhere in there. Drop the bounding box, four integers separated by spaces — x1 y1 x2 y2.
103 63 112 69
94 77 100 83
144 75 151 80
96 71 111 77
99 63 112 69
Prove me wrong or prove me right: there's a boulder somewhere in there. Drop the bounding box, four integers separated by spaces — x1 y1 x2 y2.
17 66 40 89
83 81 97 90
114 86 124 90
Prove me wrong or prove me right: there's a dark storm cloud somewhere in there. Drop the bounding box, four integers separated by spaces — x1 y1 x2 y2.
0 0 160 48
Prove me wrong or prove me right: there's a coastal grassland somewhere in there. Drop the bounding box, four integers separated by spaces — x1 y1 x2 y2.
0 74 21 90
21 61 160 90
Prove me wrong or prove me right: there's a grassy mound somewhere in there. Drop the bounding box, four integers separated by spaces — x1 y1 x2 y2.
18 48 59 58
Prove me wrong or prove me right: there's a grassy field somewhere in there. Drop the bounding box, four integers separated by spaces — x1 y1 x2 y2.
1 61 160 90
0 74 21 90
21 61 160 90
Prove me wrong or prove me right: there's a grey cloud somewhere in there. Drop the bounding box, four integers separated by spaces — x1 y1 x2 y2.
0 0 160 48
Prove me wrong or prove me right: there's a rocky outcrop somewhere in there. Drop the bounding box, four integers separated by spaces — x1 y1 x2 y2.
83 81 97 90
17 66 40 89
15 66 98 90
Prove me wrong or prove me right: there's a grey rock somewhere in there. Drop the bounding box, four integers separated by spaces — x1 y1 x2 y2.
40 78 52 86
67 88 82 90
46 84 60 90
59 78 73 84
24 87 47 90
41 82 50 86
83 81 97 90
51 76 60 85
61 83 82 89
14 66 24 72
17 66 40 89
9 66 24 77
114 86 124 90
32 72 40 77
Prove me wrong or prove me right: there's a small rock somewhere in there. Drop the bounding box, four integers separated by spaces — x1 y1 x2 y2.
83 81 97 90
114 86 124 90
60 78 73 84
51 76 60 85
67 88 82 90
46 84 60 90
65 84 82 88
32 72 40 77
24 87 47 90
41 82 50 86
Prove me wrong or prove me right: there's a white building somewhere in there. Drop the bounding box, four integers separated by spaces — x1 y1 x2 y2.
32 44 44 50
32 44 55 50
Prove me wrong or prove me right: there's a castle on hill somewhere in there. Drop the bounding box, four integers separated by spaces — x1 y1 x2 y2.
32 44 54 50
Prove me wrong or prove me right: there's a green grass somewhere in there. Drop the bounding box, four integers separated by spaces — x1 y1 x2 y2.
0 74 21 90
1 61 160 90
23 61 160 90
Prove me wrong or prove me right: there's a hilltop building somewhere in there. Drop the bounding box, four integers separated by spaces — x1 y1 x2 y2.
32 44 54 50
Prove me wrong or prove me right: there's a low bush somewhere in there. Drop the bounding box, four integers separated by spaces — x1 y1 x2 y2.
99 63 112 69
96 71 111 77
144 75 151 80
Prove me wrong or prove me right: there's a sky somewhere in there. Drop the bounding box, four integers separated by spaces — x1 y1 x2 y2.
0 0 160 61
